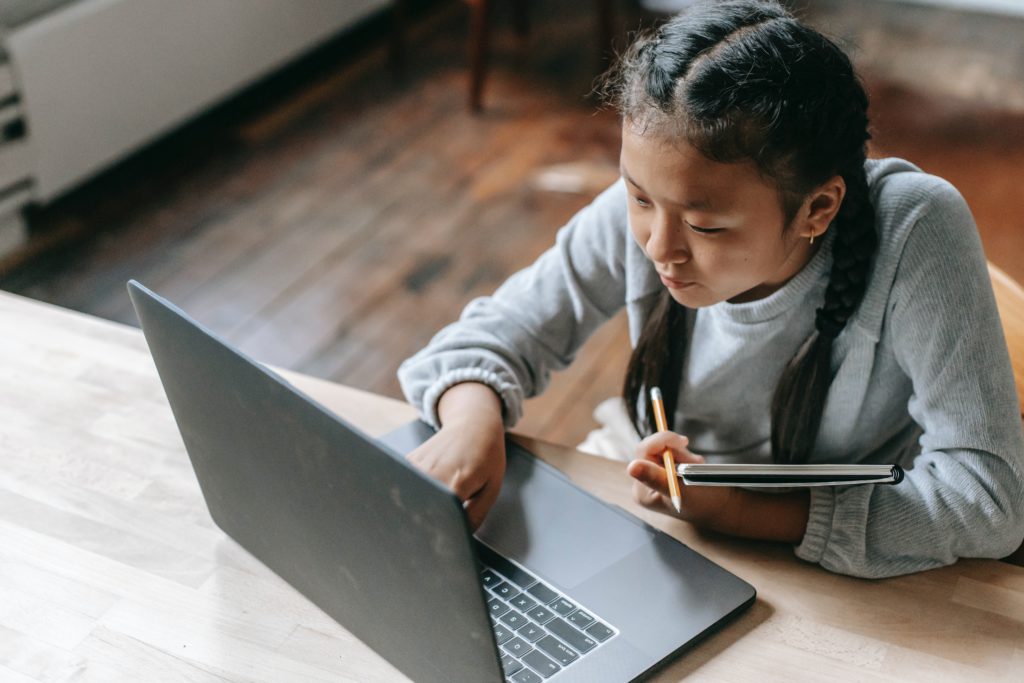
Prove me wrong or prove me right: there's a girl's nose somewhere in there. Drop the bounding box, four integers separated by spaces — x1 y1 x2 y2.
646 211 690 265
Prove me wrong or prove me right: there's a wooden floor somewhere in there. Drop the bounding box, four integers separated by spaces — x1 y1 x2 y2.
2 1 1023 449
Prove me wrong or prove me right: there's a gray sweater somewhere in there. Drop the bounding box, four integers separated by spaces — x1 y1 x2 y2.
398 158 1024 578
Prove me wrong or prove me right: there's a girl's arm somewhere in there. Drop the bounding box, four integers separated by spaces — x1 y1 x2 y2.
398 181 631 429
795 179 1024 578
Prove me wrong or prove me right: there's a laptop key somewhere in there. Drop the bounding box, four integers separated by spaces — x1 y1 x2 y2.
521 649 561 679
547 617 597 654
502 636 534 658
527 605 555 624
499 609 528 630
501 653 524 676
481 569 502 588
488 597 510 618
510 668 543 683
567 608 595 629
510 593 537 612
526 582 558 605
493 582 521 601
516 621 546 643
550 597 576 616
585 621 615 642
493 624 514 645
536 634 579 667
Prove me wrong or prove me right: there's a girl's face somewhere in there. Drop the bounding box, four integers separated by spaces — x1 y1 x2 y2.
621 123 834 307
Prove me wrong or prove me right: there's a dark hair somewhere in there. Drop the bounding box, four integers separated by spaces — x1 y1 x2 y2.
606 0 877 463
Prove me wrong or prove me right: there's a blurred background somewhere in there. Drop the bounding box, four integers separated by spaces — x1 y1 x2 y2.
0 0 1021 448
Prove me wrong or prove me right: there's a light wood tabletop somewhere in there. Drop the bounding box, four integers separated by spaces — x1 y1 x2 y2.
1 290 1022 682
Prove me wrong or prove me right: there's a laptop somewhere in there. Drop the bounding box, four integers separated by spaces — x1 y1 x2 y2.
127 280 755 683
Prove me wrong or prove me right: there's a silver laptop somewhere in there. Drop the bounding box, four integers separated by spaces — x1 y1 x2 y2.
128 280 755 683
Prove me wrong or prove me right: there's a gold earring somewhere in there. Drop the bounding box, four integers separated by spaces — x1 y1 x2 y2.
809 231 815 245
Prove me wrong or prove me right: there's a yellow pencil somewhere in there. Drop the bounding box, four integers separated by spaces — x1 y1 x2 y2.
649 387 682 514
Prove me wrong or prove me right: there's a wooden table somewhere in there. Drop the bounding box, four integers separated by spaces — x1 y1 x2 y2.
1 290 1022 681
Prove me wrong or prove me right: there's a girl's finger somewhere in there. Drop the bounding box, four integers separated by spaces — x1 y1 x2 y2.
636 432 702 464
626 459 669 496
631 477 662 508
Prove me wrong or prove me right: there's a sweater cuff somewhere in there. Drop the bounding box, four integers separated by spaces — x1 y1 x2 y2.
421 367 521 430
794 487 836 564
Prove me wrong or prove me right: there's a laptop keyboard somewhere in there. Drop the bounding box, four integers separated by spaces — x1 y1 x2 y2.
475 542 618 682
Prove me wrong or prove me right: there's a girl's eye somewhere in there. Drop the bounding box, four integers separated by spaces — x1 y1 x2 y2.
631 195 651 208
686 221 723 235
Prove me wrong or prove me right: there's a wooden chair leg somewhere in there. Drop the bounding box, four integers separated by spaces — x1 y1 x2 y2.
389 0 409 79
467 0 491 112
513 0 529 38
596 0 613 67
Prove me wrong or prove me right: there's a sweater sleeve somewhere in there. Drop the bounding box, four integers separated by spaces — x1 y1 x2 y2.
397 180 630 429
795 179 1024 578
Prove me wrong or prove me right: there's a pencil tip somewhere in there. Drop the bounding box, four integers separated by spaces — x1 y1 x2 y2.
672 496 681 514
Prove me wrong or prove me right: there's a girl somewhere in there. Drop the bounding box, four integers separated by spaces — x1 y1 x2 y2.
397 0 1024 578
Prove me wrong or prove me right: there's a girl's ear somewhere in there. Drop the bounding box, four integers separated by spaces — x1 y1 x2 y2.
799 175 846 241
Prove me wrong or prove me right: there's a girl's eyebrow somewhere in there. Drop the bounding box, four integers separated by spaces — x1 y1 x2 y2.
619 164 714 211
620 166 645 193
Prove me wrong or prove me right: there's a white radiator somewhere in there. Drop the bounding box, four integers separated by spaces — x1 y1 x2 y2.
0 0 386 255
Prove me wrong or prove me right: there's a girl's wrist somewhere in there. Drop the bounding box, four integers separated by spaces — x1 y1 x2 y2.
437 381 505 431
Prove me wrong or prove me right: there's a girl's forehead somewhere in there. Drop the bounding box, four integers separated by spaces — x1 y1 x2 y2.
620 126 771 205
620 126 707 174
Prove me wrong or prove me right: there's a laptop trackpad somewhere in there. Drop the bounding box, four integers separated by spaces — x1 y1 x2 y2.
475 440 653 590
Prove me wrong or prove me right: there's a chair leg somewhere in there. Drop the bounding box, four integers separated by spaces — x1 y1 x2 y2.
513 0 529 38
596 0 613 68
389 0 409 79
467 0 491 112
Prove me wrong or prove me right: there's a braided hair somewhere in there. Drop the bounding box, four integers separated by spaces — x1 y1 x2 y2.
604 0 877 463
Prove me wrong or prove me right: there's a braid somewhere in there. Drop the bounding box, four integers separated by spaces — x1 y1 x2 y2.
817 167 877 337
623 291 689 436
771 161 877 463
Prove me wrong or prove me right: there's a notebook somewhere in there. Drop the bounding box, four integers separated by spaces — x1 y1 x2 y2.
127 281 756 683
676 463 904 487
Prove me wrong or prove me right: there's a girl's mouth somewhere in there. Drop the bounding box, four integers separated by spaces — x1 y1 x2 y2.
660 274 697 289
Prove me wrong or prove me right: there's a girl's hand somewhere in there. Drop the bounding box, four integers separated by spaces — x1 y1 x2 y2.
405 383 506 530
406 420 506 530
627 431 736 526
